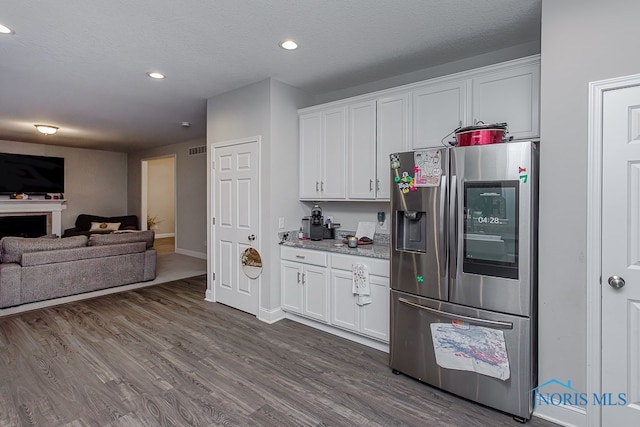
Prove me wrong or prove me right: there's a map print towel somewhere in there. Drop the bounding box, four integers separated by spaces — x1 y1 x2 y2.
430 322 510 380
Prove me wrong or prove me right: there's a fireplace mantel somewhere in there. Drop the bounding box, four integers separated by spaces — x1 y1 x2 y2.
0 199 67 236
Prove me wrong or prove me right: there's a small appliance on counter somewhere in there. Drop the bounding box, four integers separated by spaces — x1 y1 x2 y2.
322 221 340 239
309 203 324 241
301 216 310 238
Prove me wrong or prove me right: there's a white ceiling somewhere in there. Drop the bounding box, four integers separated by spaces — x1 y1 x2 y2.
0 0 541 153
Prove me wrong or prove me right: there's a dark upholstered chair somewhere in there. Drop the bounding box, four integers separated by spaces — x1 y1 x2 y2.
62 214 139 238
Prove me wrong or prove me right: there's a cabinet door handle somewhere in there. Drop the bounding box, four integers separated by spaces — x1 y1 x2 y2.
297 272 301 283
316 181 319 192
321 181 324 192
369 179 373 191
302 273 306 285
376 179 380 192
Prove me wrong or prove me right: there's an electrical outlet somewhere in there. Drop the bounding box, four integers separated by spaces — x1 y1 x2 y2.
378 211 387 231
278 217 285 229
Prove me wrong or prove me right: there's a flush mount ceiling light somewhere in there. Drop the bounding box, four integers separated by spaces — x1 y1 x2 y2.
0 24 14 34
34 124 59 135
279 40 298 50
146 71 166 79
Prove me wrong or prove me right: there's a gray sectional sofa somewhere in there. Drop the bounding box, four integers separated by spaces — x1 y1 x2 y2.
0 231 156 308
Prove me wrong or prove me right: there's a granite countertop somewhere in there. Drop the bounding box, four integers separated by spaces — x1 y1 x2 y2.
279 230 390 260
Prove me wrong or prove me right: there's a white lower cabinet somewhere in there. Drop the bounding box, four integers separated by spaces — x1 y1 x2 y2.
330 254 389 342
281 246 390 345
280 247 329 323
330 269 389 342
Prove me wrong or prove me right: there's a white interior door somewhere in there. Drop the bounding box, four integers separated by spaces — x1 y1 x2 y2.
602 83 640 425
212 139 260 315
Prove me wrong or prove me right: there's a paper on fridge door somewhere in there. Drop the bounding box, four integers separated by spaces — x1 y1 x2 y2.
430 323 510 380
414 149 442 187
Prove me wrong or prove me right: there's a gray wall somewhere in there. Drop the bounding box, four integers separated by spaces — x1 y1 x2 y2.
536 0 640 418
0 139 128 231
268 79 316 313
128 138 207 256
207 78 313 316
300 201 391 236
317 41 540 104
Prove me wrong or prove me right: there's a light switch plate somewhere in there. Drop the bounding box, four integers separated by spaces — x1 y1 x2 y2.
278 217 285 229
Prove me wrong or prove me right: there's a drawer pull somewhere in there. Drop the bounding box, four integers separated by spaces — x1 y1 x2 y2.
295 255 305 259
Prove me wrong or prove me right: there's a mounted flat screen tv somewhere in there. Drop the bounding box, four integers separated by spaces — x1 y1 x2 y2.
0 153 65 194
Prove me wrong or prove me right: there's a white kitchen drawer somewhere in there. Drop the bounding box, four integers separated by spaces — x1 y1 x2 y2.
281 247 328 267
331 253 389 277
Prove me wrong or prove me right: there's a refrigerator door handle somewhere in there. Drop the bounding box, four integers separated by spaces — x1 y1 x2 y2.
449 173 458 280
398 297 514 329
439 174 448 278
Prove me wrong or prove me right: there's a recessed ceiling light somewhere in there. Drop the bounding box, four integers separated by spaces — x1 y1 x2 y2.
0 24 14 34
146 71 166 79
34 124 59 135
279 40 298 50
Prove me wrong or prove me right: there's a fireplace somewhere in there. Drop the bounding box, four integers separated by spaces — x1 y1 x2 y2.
0 199 66 237
0 214 49 238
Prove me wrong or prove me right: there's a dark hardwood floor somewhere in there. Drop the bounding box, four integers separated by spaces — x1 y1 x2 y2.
0 276 558 426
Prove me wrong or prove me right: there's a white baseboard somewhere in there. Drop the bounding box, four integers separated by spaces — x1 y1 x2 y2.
533 403 586 427
284 312 389 353
175 248 206 259
204 286 215 302
258 307 285 324
155 232 175 238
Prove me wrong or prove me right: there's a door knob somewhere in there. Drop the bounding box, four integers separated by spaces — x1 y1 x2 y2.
608 276 626 289
248 234 255 241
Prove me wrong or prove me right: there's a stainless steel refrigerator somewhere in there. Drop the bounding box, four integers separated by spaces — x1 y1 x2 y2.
389 141 538 422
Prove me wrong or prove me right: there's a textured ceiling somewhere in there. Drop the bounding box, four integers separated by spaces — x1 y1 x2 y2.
0 0 541 153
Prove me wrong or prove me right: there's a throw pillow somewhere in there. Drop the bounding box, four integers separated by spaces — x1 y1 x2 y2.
89 222 121 232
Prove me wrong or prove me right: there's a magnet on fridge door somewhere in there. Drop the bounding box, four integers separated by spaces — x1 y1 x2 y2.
390 153 400 169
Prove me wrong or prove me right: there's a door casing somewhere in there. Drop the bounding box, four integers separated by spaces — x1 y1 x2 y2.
586 72 640 427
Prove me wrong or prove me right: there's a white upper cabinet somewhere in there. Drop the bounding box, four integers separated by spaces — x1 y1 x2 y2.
299 106 347 200
376 92 410 200
299 112 322 199
412 80 467 149
347 92 410 200
348 100 377 199
471 62 540 141
411 56 540 149
300 56 540 200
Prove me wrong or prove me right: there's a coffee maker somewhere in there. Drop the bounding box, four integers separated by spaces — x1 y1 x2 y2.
309 203 324 241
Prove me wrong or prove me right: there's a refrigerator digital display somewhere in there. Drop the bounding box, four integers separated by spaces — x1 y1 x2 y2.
463 181 519 279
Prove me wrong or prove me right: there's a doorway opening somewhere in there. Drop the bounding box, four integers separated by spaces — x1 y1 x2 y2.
141 155 177 253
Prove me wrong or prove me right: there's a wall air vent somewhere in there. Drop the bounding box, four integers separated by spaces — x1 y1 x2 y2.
188 145 207 156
